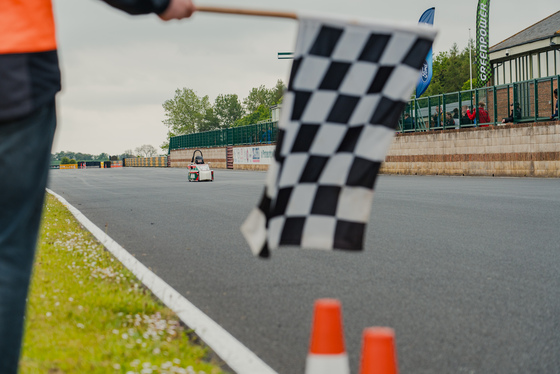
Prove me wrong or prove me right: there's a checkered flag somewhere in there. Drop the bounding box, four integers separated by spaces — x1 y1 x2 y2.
242 14 436 257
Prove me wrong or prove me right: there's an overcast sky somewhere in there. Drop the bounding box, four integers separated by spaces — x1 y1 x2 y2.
51 0 559 155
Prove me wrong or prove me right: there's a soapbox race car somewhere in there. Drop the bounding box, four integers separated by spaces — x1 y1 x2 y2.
188 150 214 182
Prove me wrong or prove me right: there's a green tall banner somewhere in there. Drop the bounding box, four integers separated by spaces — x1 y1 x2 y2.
476 0 491 87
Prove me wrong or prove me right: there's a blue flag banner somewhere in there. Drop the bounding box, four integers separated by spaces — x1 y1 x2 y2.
415 7 435 98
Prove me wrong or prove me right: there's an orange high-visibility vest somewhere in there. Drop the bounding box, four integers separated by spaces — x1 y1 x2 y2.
0 0 57 54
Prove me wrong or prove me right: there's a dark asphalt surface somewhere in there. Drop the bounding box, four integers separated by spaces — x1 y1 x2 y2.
48 168 560 374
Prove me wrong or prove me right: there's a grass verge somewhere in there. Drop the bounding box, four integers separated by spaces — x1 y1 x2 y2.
20 194 226 374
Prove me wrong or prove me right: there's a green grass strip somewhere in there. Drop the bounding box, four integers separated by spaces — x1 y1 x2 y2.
20 194 227 374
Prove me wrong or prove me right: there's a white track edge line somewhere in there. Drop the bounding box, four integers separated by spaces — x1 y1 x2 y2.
46 188 278 374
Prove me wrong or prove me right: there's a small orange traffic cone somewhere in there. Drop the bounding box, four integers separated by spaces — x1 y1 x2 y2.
359 327 399 374
304 299 349 374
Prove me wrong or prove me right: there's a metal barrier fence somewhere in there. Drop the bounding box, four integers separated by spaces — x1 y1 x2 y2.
169 121 277 150
399 75 559 133
168 76 559 149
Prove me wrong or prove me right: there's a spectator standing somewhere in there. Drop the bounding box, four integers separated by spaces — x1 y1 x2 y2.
452 108 460 126
403 112 414 131
0 1 194 373
467 102 491 127
445 112 455 128
452 108 459 119
460 105 472 125
260 128 272 143
432 106 443 129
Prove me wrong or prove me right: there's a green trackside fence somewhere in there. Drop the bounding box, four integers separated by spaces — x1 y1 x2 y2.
398 75 559 133
169 121 278 151
168 76 559 150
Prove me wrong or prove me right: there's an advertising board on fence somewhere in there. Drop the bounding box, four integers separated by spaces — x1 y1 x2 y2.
233 146 275 165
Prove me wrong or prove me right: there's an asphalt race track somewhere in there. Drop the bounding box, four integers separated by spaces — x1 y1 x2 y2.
48 168 560 374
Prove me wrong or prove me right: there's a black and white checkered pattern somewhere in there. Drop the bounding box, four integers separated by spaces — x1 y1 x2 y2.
242 15 436 257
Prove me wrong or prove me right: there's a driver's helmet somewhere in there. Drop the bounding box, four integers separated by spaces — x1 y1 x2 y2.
194 156 204 164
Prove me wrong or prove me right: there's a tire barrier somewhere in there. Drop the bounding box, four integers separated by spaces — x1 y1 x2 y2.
123 156 168 167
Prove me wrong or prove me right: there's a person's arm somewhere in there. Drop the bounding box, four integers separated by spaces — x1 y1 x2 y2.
467 109 476 120
101 0 194 19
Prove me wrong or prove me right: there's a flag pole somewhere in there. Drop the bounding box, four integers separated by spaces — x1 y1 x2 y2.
196 6 297 19
469 28 473 90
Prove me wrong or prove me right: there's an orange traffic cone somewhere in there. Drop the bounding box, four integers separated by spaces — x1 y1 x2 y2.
304 299 349 374
359 327 399 374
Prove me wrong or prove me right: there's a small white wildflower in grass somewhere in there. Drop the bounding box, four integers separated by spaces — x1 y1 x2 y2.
68 297 74 302
142 362 151 369
77 323 85 329
161 362 172 369
126 372 136 374
141 342 147 348
40 294 45 299
122 333 128 340
152 347 161 354
140 369 152 374
78 305 83 310
118 312 124 316
130 359 140 367
112 329 119 334
113 363 121 370
126 343 134 349
173 359 181 365
136 339 142 344
46 312 52 317
55 302 60 307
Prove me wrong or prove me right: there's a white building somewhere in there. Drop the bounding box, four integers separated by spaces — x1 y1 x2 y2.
490 11 560 85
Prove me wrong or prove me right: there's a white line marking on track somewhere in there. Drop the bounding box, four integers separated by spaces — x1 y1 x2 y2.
47 188 278 374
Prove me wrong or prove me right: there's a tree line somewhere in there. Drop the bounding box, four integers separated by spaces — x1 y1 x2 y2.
421 42 476 97
51 145 160 164
161 80 285 150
